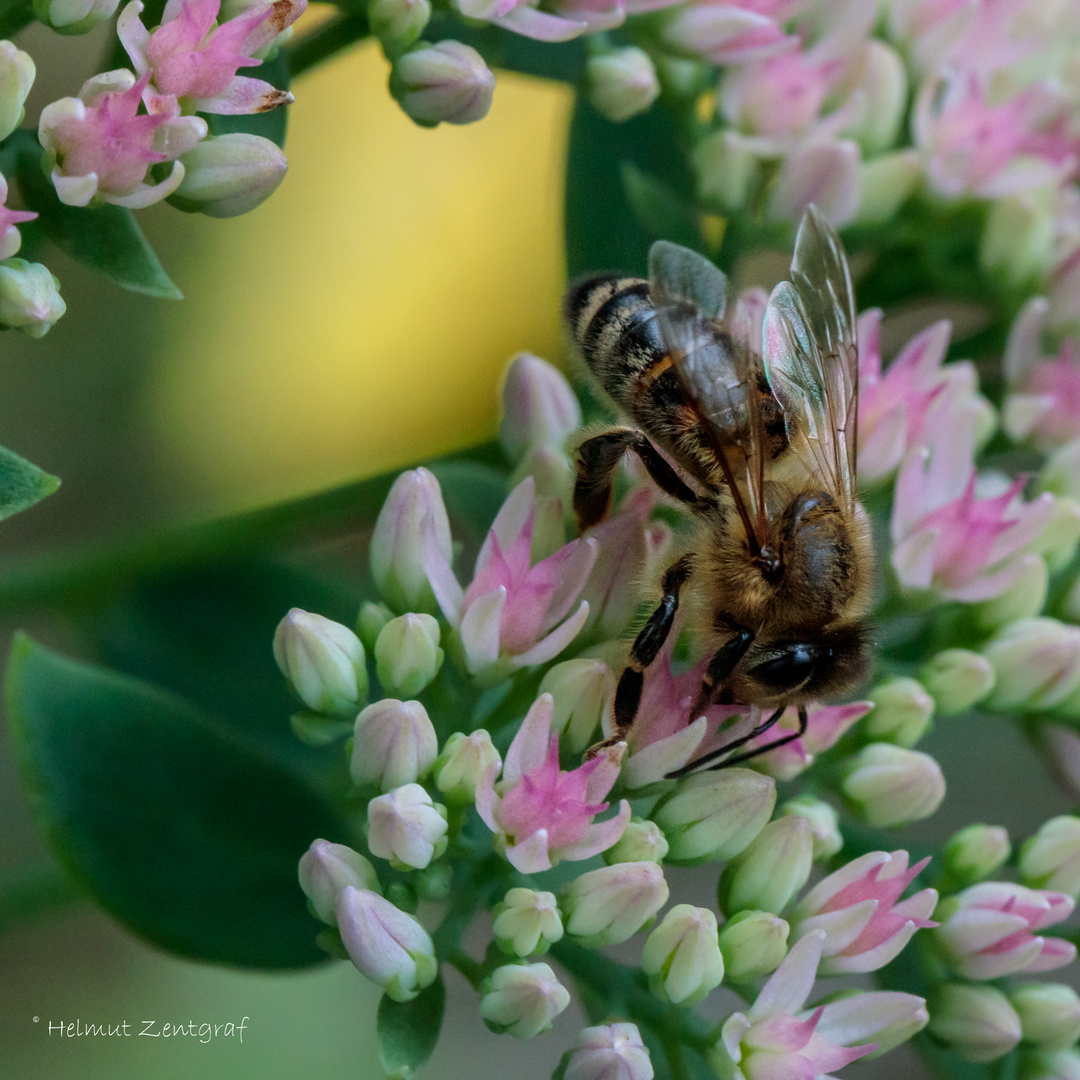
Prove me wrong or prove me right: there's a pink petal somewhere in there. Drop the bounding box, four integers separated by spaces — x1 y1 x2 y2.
195 76 292 114
510 600 589 669
474 761 501 831
459 586 506 674
540 536 599 631
1025 936 1077 971
750 932 824 1023
505 828 554 873
495 6 588 40
420 514 464 625
558 799 632 861
503 693 555 786
476 476 534 578
117 1 151 73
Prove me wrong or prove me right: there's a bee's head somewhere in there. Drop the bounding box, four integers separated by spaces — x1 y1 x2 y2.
736 624 872 707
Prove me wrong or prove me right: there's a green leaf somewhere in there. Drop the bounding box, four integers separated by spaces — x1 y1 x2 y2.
0 0 33 38
207 49 291 149
377 975 446 1079
620 162 701 252
0 442 59 522
15 137 182 299
5 634 356 968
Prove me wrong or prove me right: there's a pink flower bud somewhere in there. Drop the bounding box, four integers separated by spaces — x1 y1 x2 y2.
479 962 570 1039
351 699 438 791
336 886 437 1002
367 783 448 870
498 352 581 461
983 618 1080 711
565 1023 654 1080
921 649 996 716
298 839 380 925
391 40 495 127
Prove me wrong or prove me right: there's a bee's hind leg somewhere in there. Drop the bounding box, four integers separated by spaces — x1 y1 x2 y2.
574 427 702 531
584 554 694 759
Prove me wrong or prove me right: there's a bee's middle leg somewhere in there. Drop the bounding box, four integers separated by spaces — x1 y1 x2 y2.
574 427 702 531
665 704 807 778
585 554 694 758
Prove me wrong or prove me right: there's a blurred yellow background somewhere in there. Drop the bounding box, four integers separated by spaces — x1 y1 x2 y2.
149 33 573 510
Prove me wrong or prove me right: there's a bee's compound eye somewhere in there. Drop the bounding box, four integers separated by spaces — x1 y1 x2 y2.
749 645 816 692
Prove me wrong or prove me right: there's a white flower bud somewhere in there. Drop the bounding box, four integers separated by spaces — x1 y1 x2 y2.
983 618 1080 711
492 888 563 957
865 677 935 746
852 149 922 226
392 40 495 127
0 42 34 142
717 910 789 982
718 815 814 916
374 613 443 697
351 699 438 791
652 769 776 865
779 796 843 860
479 962 570 1039
171 133 287 218
943 824 1011 888
561 862 669 946
928 984 1022 1063
336 886 437 1002
981 187 1056 289
499 352 581 462
357 601 394 651
1020 816 1080 898
842 744 946 827
34 0 120 33
298 839 381 925
273 608 367 714
642 904 724 1005
367 783 448 870
433 729 501 805
0 259 65 338
1012 983 1080 1050
920 649 996 715
604 818 669 865
370 467 451 613
840 40 907 156
1029 498 1080 573
565 1023 654 1080
539 658 614 756
587 47 660 124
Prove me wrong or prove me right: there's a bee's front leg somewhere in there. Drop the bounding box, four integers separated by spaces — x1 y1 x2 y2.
584 554 694 759
665 704 807 777
574 428 702 531
688 630 754 718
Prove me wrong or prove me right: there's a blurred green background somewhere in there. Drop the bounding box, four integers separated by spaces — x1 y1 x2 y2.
0 11 1075 1080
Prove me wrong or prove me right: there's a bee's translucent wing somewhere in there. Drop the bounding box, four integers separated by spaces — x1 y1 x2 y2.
648 240 769 547
763 206 859 511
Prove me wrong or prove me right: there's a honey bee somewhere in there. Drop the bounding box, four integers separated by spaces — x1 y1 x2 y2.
565 206 873 776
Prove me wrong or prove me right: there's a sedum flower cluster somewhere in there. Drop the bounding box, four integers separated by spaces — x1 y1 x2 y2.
278 311 1080 1077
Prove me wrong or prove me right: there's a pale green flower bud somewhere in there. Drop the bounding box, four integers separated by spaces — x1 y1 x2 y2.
369 0 430 59
337 886 437 1002
587 47 660 124
370 467 451 613
604 818 669 865
1020 816 1080 898
718 816 813 916
851 149 921 225
652 769 776 865
692 129 758 210
298 839 381 925
1021 1049 1080 1080
780 796 842 860
351 699 438 791
983 618 1080 711
976 555 1049 630
539 658 615 756
367 783 448 870
1011 983 1080 1050
564 1023 654 1080
171 134 286 218
34 0 119 33
1028 498 1080 573
374 613 443 697
981 187 1055 289
717 910 789 982
920 649 995 715
0 42 34 142
928 984 1022 1063
943 824 1011 889
391 40 495 127
842 744 946 827
479 962 570 1039
273 608 367 715
642 904 724 1006
865 677 935 746
433 729 500 805
1040 440 1080 501
493 888 563 957
561 862 669 946
842 41 907 156
0 259 65 338
357 601 394 651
